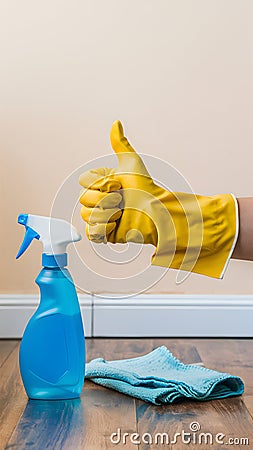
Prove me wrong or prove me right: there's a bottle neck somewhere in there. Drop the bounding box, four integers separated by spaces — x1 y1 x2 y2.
42 253 67 268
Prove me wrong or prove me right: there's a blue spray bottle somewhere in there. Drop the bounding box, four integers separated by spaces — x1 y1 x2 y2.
16 214 85 400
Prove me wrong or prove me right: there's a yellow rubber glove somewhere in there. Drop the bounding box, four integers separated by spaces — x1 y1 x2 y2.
79 121 239 278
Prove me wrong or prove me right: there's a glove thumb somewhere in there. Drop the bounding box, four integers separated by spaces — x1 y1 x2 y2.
110 120 150 177
110 120 137 156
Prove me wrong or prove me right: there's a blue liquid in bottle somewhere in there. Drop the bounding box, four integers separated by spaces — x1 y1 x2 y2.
19 268 85 400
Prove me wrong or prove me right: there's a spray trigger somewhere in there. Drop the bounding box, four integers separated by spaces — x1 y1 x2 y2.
16 214 40 259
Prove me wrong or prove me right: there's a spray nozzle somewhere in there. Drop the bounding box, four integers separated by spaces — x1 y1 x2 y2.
16 214 40 259
16 214 81 263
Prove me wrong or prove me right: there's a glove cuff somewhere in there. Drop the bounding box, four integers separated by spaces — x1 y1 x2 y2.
151 192 239 279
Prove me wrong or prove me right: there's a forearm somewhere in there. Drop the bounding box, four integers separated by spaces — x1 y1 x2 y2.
232 197 253 261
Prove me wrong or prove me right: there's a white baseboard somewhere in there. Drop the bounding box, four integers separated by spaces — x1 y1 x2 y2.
1 294 253 338
0 295 92 339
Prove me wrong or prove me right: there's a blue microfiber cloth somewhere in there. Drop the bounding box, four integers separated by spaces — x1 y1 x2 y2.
85 346 244 405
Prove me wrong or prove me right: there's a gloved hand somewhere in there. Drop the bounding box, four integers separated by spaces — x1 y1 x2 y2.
79 121 238 278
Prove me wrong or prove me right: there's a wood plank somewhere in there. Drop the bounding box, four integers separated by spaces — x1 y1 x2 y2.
244 395 253 419
188 338 253 368
0 340 17 368
86 337 154 362
0 341 27 450
151 338 203 364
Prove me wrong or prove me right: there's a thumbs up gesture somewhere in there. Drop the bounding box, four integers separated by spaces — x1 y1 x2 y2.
79 120 162 246
79 121 238 278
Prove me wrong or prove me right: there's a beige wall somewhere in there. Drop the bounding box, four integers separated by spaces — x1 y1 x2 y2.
1 0 253 294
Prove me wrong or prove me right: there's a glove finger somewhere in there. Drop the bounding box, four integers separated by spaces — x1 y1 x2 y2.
79 189 122 208
81 205 122 224
86 222 116 243
79 168 121 192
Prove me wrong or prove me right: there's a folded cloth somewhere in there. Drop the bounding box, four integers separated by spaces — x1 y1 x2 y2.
85 346 244 405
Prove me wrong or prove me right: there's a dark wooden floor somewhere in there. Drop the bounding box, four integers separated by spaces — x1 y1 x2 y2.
1 338 253 449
